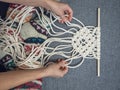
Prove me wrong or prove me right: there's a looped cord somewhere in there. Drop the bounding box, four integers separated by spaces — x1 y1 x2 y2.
0 6 100 76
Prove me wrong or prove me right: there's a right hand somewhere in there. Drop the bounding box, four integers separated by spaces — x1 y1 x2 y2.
44 0 73 23
44 60 68 78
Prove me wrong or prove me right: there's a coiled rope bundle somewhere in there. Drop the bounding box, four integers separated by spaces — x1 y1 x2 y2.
0 6 101 76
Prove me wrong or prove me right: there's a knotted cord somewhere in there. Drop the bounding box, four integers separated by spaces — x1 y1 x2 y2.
0 6 101 76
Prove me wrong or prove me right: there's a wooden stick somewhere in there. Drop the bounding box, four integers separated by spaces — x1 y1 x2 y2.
97 8 100 77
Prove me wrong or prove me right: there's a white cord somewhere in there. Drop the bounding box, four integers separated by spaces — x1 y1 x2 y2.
0 7 101 76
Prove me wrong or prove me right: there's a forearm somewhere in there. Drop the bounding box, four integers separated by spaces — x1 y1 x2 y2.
0 60 68 90
0 0 73 22
0 69 46 90
0 0 50 8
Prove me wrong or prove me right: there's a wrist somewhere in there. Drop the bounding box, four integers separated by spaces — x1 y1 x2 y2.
35 67 50 78
39 0 53 10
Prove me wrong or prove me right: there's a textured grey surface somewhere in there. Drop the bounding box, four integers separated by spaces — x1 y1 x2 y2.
42 0 120 90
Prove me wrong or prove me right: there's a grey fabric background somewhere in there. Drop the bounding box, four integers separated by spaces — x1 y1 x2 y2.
42 0 120 90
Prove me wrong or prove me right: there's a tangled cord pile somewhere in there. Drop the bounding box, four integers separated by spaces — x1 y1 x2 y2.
0 5 101 76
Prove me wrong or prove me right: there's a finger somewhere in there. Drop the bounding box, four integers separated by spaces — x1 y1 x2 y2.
65 12 72 21
61 12 72 22
59 11 70 23
68 8 73 21
58 13 66 23
60 66 68 71
57 59 61 62
62 66 68 70
58 60 67 66
62 66 69 74
61 16 67 23
59 20 64 23
64 66 68 72
58 59 64 62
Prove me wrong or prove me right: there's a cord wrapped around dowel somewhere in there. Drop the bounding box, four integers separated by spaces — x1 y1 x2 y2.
0 6 101 76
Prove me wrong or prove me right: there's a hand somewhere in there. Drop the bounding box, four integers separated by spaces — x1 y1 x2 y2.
45 0 73 23
44 59 68 78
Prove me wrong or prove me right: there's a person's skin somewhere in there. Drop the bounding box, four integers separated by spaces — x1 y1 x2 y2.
0 0 73 23
0 60 68 90
0 0 73 89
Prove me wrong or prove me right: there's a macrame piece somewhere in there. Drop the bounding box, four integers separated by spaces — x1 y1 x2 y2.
0 6 101 76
